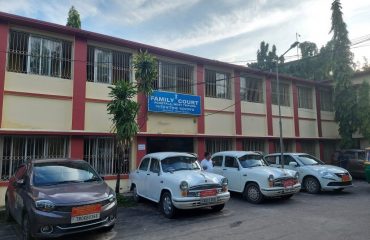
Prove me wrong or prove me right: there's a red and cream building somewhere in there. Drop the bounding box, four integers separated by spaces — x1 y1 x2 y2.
0 12 340 205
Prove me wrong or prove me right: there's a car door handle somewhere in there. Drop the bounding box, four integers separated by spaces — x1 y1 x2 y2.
147 173 150 175
243 174 247 176
223 169 227 170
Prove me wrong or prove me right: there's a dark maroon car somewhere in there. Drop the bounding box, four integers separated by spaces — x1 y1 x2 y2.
4 159 117 239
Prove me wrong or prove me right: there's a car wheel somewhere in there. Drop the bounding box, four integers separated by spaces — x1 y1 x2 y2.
132 185 141 203
243 183 264 204
281 194 293 200
4 197 13 222
304 177 321 194
161 192 177 219
22 214 33 240
210 204 225 212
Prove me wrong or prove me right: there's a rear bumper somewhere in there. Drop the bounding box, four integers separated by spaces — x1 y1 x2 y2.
261 184 301 197
172 192 230 209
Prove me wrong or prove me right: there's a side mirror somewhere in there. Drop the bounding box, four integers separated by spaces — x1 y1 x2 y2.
13 179 25 187
289 162 298 168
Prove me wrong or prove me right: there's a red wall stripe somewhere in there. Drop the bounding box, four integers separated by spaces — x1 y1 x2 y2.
197 137 205 160
197 64 205 134
0 22 8 128
234 71 242 135
296 141 302 152
71 37 87 130
268 140 275 153
137 93 147 132
70 136 84 159
136 136 147 168
265 78 273 136
236 138 242 150
292 81 300 137
315 87 323 137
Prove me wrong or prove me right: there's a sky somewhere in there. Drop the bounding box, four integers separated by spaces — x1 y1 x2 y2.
1 0 370 68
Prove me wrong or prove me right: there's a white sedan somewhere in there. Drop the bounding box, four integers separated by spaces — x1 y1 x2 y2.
264 153 353 194
130 152 230 218
211 151 301 204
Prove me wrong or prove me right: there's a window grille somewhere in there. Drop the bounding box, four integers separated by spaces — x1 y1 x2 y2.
84 137 130 175
206 139 233 154
0 136 69 181
87 46 131 84
240 76 263 103
153 61 194 94
298 86 313 109
271 81 290 106
319 89 334 111
242 139 265 153
274 140 294 153
7 30 72 79
205 69 231 99
301 141 317 157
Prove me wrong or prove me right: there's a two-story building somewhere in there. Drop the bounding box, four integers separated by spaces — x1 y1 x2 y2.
0 12 341 205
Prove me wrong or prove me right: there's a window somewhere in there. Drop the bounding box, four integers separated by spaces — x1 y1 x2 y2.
153 61 194 94
224 156 238 168
320 89 334 111
271 81 290 106
240 76 263 103
212 156 223 167
298 86 313 109
0 136 69 181
149 159 160 173
8 30 72 79
206 139 233 154
242 139 265 153
205 69 231 99
274 140 293 153
279 155 297 166
301 141 317 157
87 46 131 84
139 158 150 171
265 156 277 165
84 137 130 176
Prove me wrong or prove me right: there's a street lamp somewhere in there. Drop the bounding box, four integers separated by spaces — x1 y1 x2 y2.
277 41 299 169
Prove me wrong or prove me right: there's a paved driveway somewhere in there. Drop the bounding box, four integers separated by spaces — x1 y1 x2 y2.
2 180 370 240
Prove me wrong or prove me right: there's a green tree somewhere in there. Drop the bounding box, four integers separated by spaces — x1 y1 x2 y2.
299 41 318 58
357 81 370 142
248 41 282 71
66 6 81 28
330 0 357 148
107 50 157 193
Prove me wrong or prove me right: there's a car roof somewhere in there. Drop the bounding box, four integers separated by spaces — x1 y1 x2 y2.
265 152 307 156
212 151 261 158
30 158 85 164
143 152 196 160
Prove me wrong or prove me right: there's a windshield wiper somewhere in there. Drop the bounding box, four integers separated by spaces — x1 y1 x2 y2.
55 180 83 185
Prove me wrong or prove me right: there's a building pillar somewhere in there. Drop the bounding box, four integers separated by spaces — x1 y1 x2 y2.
234 71 242 135
236 138 242 151
197 137 205 160
136 136 147 168
70 37 87 159
268 140 275 153
292 81 300 137
296 141 302 152
138 93 147 132
265 78 273 136
197 64 205 134
319 141 324 161
315 87 322 137
0 22 9 128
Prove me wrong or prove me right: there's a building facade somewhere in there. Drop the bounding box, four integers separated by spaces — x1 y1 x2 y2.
0 12 341 205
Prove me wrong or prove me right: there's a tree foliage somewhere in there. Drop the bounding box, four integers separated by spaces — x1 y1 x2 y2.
357 81 370 142
299 41 318 58
66 6 81 28
107 50 157 193
248 41 283 71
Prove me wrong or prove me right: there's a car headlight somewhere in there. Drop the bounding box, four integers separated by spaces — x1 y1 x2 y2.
320 171 335 179
108 193 116 203
179 181 189 191
268 175 274 182
35 200 55 212
221 178 228 186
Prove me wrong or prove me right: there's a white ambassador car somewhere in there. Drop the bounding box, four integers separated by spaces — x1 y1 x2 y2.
211 151 301 204
130 152 230 218
265 153 353 194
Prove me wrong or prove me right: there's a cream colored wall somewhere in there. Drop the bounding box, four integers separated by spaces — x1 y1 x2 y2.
272 105 293 117
205 97 234 111
321 111 335 121
322 121 340 138
242 115 266 136
105 179 131 193
5 72 73 96
241 102 265 114
2 95 72 130
0 187 6 206
298 109 316 119
299 120 318 138
273 118 294 137
147 113 197 134
85 102 112 132
85 82 112 100
205 113 235 135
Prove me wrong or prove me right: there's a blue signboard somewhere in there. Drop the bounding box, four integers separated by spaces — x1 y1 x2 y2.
148 91 201 116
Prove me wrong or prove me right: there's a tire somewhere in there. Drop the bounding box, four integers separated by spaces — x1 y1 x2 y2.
304 177 321 194
4 197 13 222
132 185 141 203
160 192 177 219
22 214 33 240
281 194 293 200
243 183 264 204
210 204 225 212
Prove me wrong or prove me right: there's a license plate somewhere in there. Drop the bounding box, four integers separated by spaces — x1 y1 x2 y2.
71 204 101 224
200 189 217 197
283 179 294 188
200 197 217 205
342 175 350 182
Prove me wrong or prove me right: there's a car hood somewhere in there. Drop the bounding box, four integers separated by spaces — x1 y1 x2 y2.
32 181 112 205
247 166 297 178
306 164 348 174
166 170 223 187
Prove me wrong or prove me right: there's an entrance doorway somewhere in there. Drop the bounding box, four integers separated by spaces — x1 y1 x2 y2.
147 137 194 154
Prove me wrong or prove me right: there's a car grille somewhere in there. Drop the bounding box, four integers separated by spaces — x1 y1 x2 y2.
273 177 296 187
54 199 111 213
189 184 221 191
327 181 352 186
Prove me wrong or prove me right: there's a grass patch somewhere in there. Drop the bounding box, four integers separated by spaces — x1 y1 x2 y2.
116 194 137 208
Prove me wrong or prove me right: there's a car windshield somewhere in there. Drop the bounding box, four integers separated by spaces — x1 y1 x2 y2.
33 161 102 186
358 151 366 160
239 154 267 168
298 155 324 165
161 156 200 172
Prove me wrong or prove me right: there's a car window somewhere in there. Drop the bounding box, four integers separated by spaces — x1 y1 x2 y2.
239 154 266 168
265 156 277 165
212 156 223 167
161 156 200 172
139 158 150 171
149 158 160 173
297 154 324 165
282 155 298 166
224 156 239 168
